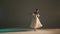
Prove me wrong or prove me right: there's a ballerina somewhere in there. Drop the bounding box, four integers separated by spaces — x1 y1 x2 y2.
30 9 43 31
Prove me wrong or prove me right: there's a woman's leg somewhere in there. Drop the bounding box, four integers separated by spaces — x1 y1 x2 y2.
33 28 37 31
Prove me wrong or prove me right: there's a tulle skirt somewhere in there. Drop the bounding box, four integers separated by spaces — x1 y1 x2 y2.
30 16 43 29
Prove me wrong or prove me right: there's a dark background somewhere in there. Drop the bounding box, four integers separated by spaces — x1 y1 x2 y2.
0 0 60 28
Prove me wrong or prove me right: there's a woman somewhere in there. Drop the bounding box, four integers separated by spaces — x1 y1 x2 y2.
30 9 43 31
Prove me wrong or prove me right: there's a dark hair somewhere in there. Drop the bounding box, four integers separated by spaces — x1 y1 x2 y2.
36 9 39 11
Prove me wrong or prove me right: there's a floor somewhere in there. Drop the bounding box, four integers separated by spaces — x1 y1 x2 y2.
0 28 60 34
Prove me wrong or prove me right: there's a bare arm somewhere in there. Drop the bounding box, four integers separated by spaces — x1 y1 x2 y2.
33 13 35 16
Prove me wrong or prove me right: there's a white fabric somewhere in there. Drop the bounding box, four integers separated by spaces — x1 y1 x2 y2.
30 14 43 28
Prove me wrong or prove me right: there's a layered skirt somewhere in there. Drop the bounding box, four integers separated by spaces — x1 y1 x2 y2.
30 15 43 29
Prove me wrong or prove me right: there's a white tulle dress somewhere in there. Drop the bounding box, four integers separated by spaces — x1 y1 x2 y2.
30 13 43 29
